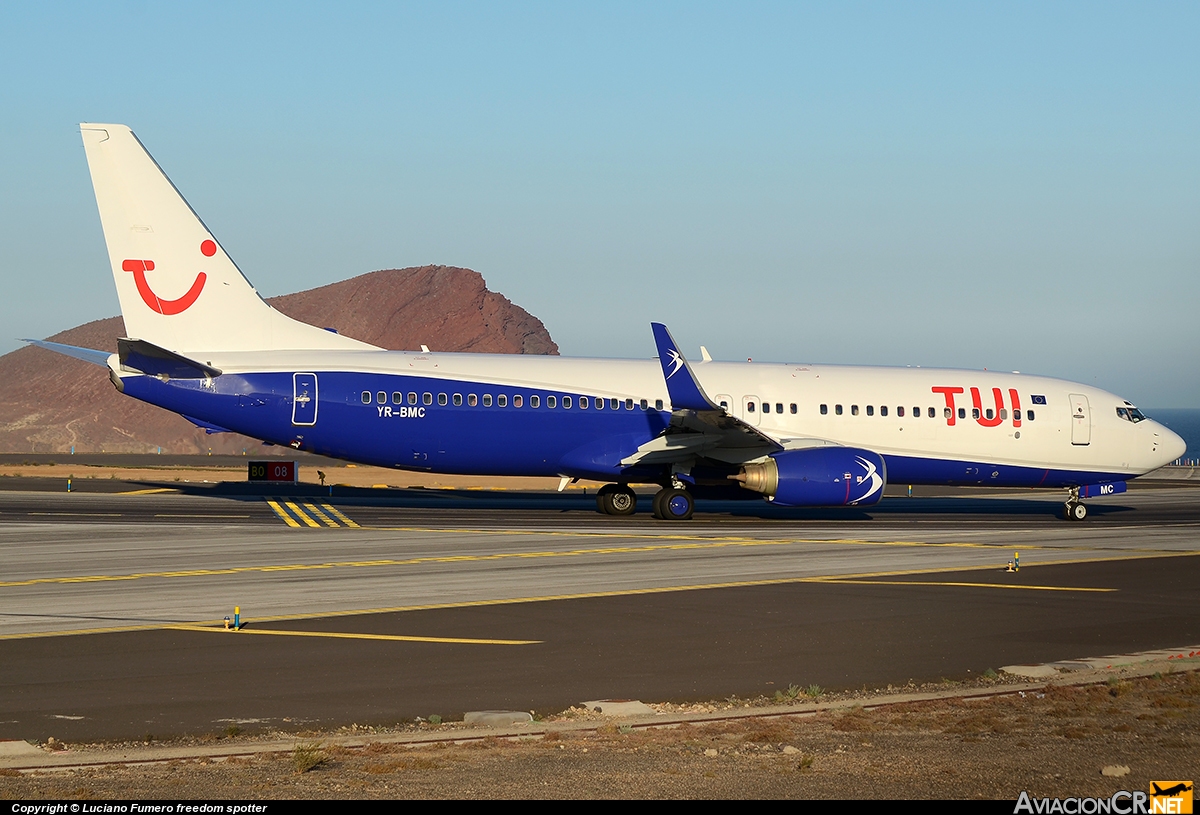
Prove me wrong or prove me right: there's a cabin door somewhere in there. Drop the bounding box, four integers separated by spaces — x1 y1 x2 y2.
1069 393 1090 445
292 373 318 426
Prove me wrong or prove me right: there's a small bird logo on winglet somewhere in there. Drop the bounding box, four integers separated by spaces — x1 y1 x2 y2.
666 349 685 379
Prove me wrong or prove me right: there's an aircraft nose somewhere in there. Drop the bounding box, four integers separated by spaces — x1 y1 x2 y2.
1150 421 1187 467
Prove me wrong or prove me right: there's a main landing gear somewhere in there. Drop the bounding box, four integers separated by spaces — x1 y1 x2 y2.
653 487 694 521
594 483 696 520
1063 487 1088 521
596 484 638 516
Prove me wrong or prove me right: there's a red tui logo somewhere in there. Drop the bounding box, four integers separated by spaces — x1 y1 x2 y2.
121 255 207 315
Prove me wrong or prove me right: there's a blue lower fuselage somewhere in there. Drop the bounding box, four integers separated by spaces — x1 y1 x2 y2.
123 371 1131 490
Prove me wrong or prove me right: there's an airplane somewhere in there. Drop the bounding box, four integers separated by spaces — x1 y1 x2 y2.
26 123 1187 522
1151 783 1193 798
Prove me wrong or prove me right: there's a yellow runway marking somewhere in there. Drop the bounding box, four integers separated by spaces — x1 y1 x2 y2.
284 501 321 528
815 579 1116 592
166 625 538 645
7 550 1188 640
322 504 360 528
2 534 1195 590
265 499 301 528
264 499 358 528
28 512 122 517
119 488 177 495
154 514 252 519
302 503 340 528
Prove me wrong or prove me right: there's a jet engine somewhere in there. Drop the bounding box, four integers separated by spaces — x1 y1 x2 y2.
732 447 887 507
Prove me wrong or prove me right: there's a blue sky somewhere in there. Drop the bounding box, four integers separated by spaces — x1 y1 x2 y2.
2 2 1197 405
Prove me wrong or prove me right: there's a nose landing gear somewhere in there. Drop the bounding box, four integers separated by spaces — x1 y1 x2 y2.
1063 487 1088 521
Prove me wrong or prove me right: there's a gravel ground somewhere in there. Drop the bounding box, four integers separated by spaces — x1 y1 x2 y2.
2 670 1197 800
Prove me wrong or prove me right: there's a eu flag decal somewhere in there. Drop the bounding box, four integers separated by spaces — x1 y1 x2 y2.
1031 395 1047 404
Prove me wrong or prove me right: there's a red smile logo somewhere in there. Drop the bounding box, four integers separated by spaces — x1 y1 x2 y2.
121 240 214 315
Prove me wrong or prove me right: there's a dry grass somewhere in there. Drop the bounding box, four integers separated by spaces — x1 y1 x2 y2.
290 742 325 774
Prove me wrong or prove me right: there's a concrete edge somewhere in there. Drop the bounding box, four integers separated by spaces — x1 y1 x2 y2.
6 652 1198 773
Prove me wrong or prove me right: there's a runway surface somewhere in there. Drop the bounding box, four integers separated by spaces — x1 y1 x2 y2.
1 485 1198 740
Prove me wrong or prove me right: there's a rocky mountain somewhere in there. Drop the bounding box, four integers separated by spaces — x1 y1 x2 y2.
0 266 557 454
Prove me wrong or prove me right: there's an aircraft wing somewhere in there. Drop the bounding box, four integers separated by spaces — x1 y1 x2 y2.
621 324 783 467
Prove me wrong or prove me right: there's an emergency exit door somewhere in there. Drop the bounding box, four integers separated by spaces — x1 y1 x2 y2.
293 373 318 426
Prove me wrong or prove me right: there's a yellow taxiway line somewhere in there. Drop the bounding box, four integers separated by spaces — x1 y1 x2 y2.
165 625 538 645
2 532 1195 590
4 554 1156 643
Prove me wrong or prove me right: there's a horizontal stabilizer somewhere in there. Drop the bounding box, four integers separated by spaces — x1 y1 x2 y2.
650 323 717 411
22 339 111 366
118 338 221 379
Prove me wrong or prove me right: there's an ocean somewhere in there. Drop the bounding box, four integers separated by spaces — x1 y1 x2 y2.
1147 408 1200 464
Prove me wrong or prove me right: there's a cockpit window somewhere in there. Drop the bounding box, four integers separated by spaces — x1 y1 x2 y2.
1116 406 1147 423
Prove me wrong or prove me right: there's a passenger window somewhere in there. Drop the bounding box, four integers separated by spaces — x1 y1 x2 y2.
1027 410 1036 421
944 407 951 419
593 397 601 410
408 392 417 406
747 402 756 413
985 408 993 420
927 407 935 418
392 392 402 405
897 406 905 417
639 398 647 410
423 392 433 405
453 394 462 406
972 408 980 419
611 398 620 410
851 405 859 416
564 396 573 409
482 394 492 407
531 395 540 408
468 394 478 407
866 405 874 416
880 405 888 417
513 395 523 408
761 402 769 414
958 408 965 419
912 407 920 418
580 397 589 409
377 391 386 405
655 399 663 410
1000 408 1007 420
547 396 557 408
835 404 843 415
720 400 729 409
625 398 634 410
438 393 448 406
776 403 783 414
498 394 507 407
790 404 797 414
361 391 371 404
1014 409 1022 421
820 404 828 415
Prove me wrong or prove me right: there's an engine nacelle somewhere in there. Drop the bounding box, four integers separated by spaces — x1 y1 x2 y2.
733 447 887 507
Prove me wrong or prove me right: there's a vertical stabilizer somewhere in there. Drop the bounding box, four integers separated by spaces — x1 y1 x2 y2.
80 124 379 355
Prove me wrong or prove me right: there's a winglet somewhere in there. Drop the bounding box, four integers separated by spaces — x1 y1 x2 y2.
651 323 718 411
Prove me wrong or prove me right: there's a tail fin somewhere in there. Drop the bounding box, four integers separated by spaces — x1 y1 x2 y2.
79 124 379 355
